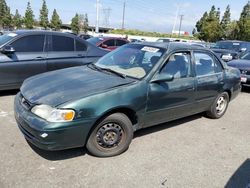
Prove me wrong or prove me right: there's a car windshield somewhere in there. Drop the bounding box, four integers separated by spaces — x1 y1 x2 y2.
240 52 250 60
95 44 165 79
87 37 104 45
214 41 241 51
0 33 17 47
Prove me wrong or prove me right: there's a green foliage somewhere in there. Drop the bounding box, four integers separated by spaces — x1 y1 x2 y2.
50 9 62 31
13 9 22 29
83 13 89 33
195 12 208 32
197 5 222 42
0 0 12 29
237 2 250 41
71 13 80 34
220 5 231 38
110 29 197 40
24 2 34 29
39 0 49 29
196 3 250 41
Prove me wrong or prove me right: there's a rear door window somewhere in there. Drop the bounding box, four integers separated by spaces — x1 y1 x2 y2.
103 39 115 47
52 35 74 51
11 35 45 52
194 52 217 76
161 52 191 79
116 39 127 46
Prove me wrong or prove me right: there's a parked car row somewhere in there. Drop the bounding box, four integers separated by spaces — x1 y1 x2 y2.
0 30 242 157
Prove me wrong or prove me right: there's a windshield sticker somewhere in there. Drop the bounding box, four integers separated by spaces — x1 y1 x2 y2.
8 33 17 37
233 43 240 45
141 46 159 53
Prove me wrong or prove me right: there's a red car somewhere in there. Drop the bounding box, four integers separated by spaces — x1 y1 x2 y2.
87 37 129 51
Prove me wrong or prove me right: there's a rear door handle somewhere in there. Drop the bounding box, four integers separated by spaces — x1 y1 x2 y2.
34 56 45 60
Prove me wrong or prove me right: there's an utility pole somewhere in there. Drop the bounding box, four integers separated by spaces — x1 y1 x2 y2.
121 0 126 30
178 14 184 37
171 5 179 36
95 0 100 33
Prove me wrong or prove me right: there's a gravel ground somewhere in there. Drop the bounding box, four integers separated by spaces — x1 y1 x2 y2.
0 88 249 188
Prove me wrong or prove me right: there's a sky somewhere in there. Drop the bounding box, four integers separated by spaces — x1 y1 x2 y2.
5 0 249 34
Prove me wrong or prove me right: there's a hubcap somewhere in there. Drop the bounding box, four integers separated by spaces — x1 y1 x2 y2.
96 123 123 148
216 96 227 115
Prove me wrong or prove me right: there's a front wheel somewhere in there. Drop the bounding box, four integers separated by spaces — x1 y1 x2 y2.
206 92 229 119
86 113 133 157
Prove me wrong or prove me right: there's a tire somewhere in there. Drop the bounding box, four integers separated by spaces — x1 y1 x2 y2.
86 113 134 157
206 92 229 119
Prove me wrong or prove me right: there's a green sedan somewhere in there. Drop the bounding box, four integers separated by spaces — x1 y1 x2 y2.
14 42 241 157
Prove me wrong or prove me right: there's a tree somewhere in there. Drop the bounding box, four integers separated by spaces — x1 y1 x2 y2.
0 0 12 29
227 21 239 40
0 0 7 29
220 5 231 39
24 2 34 29
78 14 88 33
71 13 80 34
13 9 22 29
39 0 49 29
50 9 62 30
2 6 12 29
237 1 250 41
195 12 208 32
83 13 89 33
195 5 223 42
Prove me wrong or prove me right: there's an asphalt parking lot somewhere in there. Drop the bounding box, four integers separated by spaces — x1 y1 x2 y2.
0 88 250 188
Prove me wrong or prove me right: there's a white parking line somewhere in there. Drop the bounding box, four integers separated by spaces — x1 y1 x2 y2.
0 111 8 117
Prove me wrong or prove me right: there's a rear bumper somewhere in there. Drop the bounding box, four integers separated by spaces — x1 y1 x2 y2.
14 93 96 151
241 74 250 87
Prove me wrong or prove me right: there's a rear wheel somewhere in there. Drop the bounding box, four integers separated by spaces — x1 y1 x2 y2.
86 113 133 157
206 92 229 119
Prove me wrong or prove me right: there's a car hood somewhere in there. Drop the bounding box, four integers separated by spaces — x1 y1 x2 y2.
227 59 250 71
21 66 136 107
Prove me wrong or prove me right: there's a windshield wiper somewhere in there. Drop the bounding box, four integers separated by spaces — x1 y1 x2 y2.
88 63 103 72
100 67 126 78
88 64 126 78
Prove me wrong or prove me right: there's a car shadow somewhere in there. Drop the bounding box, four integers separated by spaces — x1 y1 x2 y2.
225 159 250 188
27 141 87 161
0 89 19 97
134 113 203 138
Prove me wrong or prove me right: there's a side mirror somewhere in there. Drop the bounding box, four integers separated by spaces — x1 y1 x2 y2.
151 73 174 83
1 45 15 54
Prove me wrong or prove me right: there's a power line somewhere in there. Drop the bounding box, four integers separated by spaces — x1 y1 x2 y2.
102 8 111 27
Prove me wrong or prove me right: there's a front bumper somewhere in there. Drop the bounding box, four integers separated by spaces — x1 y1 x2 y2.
14 93 96 151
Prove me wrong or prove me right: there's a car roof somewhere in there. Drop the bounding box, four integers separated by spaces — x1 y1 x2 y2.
217 40 250 43
135 42 206 51
9 30 75 36
93 36 127 40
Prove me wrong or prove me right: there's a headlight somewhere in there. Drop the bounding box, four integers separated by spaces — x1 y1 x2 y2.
31 104 75 122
